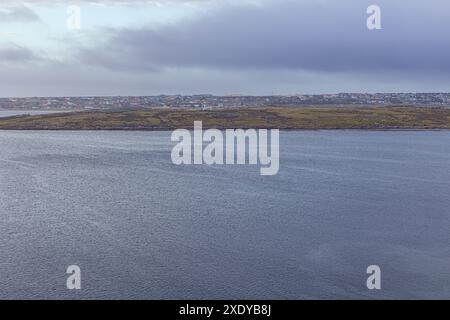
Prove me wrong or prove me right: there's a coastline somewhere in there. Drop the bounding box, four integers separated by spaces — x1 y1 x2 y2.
0 106 449 131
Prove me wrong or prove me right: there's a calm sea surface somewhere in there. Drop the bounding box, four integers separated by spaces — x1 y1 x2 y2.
0 130 449 299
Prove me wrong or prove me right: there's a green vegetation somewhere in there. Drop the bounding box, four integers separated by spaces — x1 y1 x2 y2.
0 106 449 130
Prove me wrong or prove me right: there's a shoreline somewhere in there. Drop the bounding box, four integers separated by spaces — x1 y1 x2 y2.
1 128 450 132
0 106 449 131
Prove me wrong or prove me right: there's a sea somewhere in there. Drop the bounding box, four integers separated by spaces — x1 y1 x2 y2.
0 130 449 299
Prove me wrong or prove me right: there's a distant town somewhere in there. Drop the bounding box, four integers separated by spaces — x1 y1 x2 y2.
1 93 450 111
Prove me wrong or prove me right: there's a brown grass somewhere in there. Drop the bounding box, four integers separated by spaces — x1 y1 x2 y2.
0 106 449 130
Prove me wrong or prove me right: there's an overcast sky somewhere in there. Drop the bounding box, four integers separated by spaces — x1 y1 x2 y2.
1 0 449 97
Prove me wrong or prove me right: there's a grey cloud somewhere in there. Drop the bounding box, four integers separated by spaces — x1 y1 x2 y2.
3 63 450 97
1 0 230 5
0 5 40 23
0 44 42 63
78 0 450 76
3 0 450 97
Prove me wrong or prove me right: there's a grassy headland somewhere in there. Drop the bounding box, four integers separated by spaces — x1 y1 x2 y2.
0 106 449 130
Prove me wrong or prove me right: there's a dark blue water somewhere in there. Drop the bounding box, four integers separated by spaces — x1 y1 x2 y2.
0 131 449 299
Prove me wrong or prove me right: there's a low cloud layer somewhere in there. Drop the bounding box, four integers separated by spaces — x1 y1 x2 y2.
2 0 450 96
79 0 450 76
3 0 236 5
0 44 41 63
0 5 40 23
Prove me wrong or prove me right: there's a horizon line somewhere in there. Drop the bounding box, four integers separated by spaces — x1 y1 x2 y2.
2 92 450 99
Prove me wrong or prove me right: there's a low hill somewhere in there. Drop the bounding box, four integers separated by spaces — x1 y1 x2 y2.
0 106 449 130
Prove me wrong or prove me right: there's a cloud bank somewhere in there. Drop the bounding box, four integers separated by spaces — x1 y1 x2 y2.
0 5 40 23
79 0 450 75
2 0 450 96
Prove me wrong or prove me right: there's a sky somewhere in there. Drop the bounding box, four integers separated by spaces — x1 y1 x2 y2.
1 0 450 97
